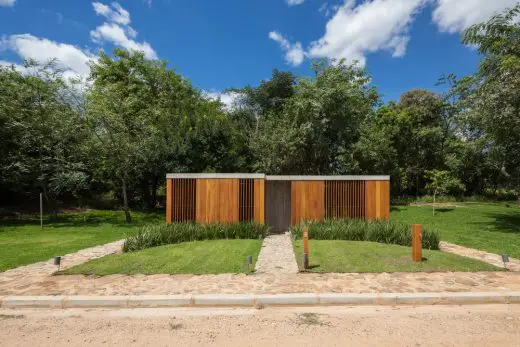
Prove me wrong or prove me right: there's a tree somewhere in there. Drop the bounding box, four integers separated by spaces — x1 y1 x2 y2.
86 49 170 222
454 4 520 204
424 170 465 216
355 89 453 196
0 60 89 209
252 59 379 174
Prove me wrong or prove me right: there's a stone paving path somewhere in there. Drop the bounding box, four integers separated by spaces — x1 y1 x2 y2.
254 233 299 274
440 241 520 272
0 239 124 294
1 271 519 296
2 238 520 297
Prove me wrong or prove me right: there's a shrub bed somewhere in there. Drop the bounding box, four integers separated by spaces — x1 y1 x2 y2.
123 222 270 252
291 219 440 250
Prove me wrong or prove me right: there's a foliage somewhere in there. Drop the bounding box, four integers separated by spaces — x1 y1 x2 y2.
424 169 465 215
249 59 379 174
291 219 440 250
123 222 270 252
453 4 520 202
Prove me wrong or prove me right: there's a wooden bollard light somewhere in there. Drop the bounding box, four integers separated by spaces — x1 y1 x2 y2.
412 224 422 262
303 227 309 270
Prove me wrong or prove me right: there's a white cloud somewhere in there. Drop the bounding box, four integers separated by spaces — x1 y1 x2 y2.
204 91 243 111
91 2 157 59
308 0 426 67
286 0 305 5
92 1 130 25
0 0 15 7
432 0 519 33
1 34 94 77
268 31 305 66
91 23 157 59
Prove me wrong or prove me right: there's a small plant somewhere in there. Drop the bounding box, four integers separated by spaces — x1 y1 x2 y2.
123 222 270 252
424 170 465 216
291 219 440 250
295 313 328 326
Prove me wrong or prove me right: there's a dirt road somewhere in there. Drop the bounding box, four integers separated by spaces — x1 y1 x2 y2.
1 304 519 346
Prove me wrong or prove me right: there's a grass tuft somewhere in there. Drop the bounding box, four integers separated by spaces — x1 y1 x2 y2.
291 219 440 250
123 222 270 252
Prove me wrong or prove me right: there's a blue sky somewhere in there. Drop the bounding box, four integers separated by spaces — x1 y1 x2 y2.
0 0 517 102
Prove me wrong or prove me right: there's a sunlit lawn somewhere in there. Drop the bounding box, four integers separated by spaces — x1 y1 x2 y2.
62 239 262 275
0 209 163 272
391 202 520 258
293 240 502 273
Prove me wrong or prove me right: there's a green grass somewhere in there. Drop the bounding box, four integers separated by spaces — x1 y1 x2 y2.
391 202 520 258
0 209 163 272
123 222 270 252
293 240 503 273
61 239 262 275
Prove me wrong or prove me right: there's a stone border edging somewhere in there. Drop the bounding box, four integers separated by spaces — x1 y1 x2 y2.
1 292 519 309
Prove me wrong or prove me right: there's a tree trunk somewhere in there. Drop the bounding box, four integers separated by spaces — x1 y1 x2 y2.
122 177 132 223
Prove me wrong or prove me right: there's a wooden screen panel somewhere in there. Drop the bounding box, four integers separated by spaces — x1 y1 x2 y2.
166 178 173 224
365 180 390 220
291 181 325 225
239 179 254 222
196 178 239 224
253 179 265 225
170 179 196 222
325 181 366 219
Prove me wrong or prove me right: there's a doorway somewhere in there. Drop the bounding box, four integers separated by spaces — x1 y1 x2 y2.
265 180 291 233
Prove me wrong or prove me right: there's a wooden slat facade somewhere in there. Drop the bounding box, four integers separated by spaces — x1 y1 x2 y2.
291 181 325 225
196 178 239 224
253 179 265 225
165 174 389 226
365 180 390 220
325 180 365 219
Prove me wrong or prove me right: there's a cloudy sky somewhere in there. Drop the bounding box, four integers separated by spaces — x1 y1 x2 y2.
0 0 517 101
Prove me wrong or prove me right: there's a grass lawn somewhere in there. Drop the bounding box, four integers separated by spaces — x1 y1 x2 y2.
61 239 263 275
0 209 163 272
391 202 520 258
293 240 502 273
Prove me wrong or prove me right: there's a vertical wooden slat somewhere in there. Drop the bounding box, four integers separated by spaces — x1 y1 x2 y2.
166 178 173 224
254 179 265 224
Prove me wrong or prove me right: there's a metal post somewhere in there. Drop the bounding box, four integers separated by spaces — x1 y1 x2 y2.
40 193 43 230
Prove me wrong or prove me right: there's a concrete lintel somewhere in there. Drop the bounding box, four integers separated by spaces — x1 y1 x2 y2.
266 175 390 181
166 173 266 179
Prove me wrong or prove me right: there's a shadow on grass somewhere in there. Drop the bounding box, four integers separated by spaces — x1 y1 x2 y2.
433 208 456 213
0 210 164 229
470 212 520 234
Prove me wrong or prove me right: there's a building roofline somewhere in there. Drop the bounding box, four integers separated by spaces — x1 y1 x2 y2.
166 173 389 181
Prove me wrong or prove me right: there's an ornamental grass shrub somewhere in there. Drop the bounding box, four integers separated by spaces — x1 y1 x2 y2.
291 219 440 250
123 222 270 252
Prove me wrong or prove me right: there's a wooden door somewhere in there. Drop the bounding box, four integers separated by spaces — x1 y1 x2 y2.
265 181 291 232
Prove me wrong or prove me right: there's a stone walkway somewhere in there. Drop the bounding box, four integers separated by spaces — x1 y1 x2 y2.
0 239 124 293
254 233 299 274
2 238 520 297
440 241 520 272
1 271 519 296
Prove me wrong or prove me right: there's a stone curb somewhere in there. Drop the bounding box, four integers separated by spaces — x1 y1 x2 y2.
0 292 519 309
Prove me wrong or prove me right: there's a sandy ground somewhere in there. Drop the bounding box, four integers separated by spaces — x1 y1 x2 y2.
1 304 519 346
